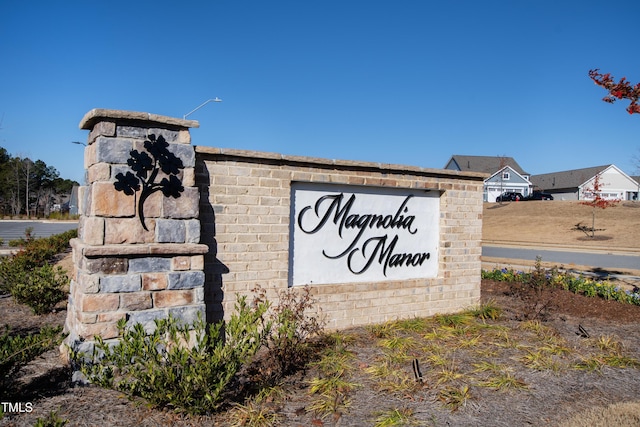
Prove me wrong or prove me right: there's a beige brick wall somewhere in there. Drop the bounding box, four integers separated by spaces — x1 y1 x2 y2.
196 147 486 329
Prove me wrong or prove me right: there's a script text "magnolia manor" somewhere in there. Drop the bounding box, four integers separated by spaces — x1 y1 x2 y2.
297 193 432 275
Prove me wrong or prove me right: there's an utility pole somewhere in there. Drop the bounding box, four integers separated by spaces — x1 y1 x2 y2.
498 155 507 205
24 159 30 218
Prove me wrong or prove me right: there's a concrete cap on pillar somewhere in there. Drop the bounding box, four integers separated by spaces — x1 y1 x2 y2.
79 108 200 130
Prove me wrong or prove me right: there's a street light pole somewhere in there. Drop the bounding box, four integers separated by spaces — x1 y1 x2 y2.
183 97 222 120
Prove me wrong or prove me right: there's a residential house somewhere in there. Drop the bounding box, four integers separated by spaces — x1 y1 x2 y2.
531 165 639 201
444 155 533 202
632 177 640 199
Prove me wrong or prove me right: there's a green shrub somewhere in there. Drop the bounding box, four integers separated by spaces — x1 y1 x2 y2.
76 284 327 415
10 264 68 314
47 211 79 221
252 285 326 380
0 229 76 305
508 257 558 320
8 227 34 247
482 267 528 282
5 228 76 259
7 239 21 247
482 260 640 307
0 325 64 396
15 229 76 261
79 295 271 415
33 410 68 427
0 256 27 295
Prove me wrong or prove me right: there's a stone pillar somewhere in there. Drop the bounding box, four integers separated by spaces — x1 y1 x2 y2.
63 109 209 356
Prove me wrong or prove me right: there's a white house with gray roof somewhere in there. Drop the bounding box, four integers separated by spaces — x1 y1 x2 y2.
444 155 533 202
531 164 639 201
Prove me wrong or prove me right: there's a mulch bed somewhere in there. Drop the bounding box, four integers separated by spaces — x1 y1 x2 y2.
2 280 640 427
482 279 640 323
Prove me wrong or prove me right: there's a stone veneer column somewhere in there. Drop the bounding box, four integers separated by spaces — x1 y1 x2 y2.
63 109 209 357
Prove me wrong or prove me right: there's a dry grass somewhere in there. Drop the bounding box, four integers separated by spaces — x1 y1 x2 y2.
3 280 640 426
558 401 640 427
483 200 640 249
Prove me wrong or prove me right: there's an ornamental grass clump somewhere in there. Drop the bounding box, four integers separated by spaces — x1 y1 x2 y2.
307 332 360 420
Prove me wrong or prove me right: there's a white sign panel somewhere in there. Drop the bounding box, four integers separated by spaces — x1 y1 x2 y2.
290 183 439 285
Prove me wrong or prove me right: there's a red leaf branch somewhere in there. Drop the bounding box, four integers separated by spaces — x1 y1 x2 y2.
589 69 640 115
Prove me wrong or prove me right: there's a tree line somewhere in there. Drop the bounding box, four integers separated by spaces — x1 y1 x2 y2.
0 146 78 218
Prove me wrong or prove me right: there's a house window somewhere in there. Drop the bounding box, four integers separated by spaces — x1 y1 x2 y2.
502 172 510 180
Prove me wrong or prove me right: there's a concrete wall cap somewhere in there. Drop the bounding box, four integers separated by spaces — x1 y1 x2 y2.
80 109 200 130
195 145 488 181
70 238 209 258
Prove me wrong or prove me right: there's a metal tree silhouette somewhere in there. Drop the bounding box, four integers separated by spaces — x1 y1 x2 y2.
114 134 184 230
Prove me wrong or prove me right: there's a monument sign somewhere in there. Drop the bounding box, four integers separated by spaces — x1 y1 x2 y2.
64 108 487 356
291 183 439 285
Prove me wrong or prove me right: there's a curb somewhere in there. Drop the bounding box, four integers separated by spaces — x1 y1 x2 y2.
482 240 640 256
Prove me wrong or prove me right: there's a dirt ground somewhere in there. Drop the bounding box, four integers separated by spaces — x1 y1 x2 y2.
2 281 640 426
2 201 640 426
483 200 640 249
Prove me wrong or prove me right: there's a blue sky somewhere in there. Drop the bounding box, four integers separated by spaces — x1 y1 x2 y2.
1 1 639 184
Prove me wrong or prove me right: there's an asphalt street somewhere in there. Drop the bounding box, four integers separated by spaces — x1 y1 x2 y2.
482 245 640 272
0 220 78 244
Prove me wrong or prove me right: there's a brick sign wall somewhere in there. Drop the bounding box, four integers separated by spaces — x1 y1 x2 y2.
196 147 486 330
64 109 486 356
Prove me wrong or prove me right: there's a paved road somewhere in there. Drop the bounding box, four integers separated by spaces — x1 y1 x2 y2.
0 220 78 243
483 244 640 272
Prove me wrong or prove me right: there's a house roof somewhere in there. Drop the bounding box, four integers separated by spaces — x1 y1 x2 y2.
445 155 529 176
486 166 531 185
530 165 611 191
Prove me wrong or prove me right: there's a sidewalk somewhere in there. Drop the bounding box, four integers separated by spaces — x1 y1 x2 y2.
483 240 640 256
482 240 640 284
